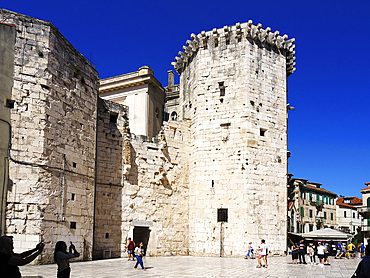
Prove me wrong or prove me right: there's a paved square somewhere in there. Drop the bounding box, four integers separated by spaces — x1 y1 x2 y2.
21 256 360 278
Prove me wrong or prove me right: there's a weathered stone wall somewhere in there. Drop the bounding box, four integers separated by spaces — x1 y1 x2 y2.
121 121 191 256
1 9 98 263
94 98 128 259
173 23 291 256
0 22 15 236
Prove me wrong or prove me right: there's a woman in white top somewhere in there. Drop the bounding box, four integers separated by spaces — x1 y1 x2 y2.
134 242 146 270
54 241 80 278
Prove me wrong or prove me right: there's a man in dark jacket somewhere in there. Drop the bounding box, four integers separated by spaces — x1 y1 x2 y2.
0 235 44 278
353 244 370 278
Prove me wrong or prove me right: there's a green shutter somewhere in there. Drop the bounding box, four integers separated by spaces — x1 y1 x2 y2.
300 207 304 217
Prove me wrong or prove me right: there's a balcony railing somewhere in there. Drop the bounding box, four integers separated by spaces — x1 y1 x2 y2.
358 207 370 213
361 225 370 232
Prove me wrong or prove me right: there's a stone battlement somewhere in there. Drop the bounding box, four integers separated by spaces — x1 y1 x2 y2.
172 20 296 77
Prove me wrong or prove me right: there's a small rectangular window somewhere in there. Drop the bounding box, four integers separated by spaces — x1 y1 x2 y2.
344 211 347 218
260 128 266 136
70 221 76 229
217 208 228 222
72 162 77 168
219 82 225 96
5 99 15 109
324 211 327 219
71 193 75 201
331 213 334 221
110 113 118 123
309 209 313 218
353 212 355 218
105 233 109 239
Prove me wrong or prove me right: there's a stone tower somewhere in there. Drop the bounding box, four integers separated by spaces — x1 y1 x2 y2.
171 21 295 256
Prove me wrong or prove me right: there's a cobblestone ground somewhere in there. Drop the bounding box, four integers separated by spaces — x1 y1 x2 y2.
21 256 359 278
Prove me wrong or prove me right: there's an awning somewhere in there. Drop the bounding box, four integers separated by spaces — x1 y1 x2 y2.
301 228 353 241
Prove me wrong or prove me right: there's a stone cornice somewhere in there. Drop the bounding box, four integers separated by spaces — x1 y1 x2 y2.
99 69 164 94
171 20 296 77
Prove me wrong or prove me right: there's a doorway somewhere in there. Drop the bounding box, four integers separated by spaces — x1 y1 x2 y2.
133 226 150 255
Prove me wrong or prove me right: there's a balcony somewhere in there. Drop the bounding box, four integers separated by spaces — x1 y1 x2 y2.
309 200 324 210
357 206 370 218
361 225 370 232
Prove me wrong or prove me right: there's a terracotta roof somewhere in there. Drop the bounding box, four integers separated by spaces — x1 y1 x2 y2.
336 199 357 209
351 197 363 204
303 184 337 197
337 197 363 205
360 186 370 193
365 182 370 185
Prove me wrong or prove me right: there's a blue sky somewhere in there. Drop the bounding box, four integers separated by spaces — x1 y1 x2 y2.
2 0 369 197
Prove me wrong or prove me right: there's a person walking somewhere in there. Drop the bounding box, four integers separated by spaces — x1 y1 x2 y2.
335 242 342 259
298 239 307 264
134 242 146 271
126 238 135 261
0 235 44 278
54 241 80 278
359 243 365 258
244 242 254 259
348 242 356 258
256 239 268 268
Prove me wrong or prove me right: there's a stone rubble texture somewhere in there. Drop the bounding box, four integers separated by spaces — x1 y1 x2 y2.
1 9 295 263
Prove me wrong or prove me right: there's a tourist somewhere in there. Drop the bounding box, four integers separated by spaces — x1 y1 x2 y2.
352 244 370 278
335 242 345 259
244 242 254 259
54 241 80 278
256 239 268 268
359 243 365 258
324 242 330 265
298 239 307 264
291 243 299 264
317 242 326 265
307 243 316 264
348 241 356 259
126 237 135 261
134 242 146 271
0 235 44 278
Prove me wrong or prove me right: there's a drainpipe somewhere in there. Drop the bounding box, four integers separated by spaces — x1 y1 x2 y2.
61 154 66 221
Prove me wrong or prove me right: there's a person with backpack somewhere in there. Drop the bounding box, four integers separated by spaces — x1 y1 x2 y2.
126 238 135 261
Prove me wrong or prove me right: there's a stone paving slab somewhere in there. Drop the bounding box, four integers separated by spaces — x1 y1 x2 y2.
20 256 360 278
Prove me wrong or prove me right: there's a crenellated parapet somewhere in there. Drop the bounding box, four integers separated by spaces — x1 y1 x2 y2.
171 20 296 77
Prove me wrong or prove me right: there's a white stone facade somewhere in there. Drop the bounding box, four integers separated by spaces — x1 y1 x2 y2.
170 22 294 256
1 9 98 263
1 9 296 262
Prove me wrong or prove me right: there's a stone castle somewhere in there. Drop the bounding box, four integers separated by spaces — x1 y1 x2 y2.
0 9 295 263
